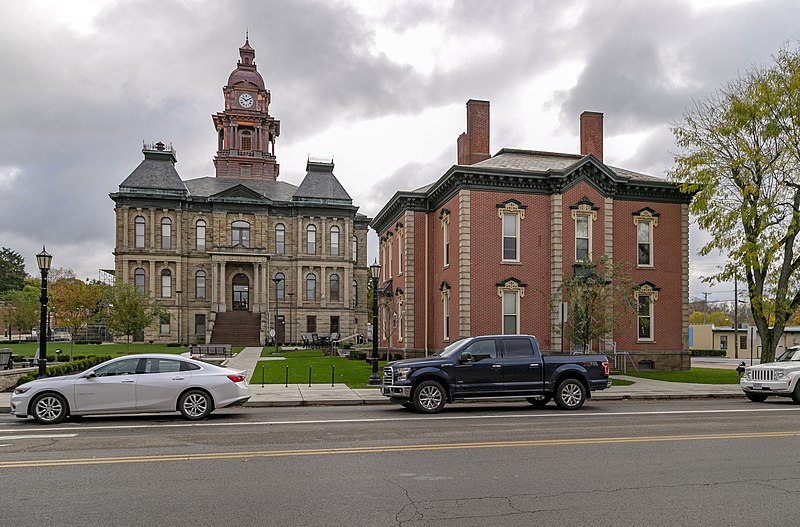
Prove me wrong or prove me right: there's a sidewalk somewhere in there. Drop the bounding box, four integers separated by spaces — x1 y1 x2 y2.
0 349 746 412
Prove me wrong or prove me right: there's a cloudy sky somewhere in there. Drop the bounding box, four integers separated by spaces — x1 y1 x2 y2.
1 0 798 302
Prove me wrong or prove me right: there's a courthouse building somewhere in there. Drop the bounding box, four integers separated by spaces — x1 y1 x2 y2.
110 38 370 345
372 101 693 370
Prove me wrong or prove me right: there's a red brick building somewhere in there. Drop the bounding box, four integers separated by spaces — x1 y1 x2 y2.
371 100 692 370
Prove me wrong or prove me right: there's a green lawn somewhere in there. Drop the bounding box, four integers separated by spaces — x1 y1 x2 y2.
609 378 635 386
1 342 242 359
615 367 741 385
250 350 384 389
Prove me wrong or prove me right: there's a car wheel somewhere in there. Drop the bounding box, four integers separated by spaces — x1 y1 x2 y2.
745 392 769 403
179 390 213 420
412 380 446 414
31 393 68 424
554 378 586 410
526 395 551 407
792 384 800 404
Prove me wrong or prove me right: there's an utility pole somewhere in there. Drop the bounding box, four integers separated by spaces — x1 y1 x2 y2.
702 292 709 324
734 273 739 359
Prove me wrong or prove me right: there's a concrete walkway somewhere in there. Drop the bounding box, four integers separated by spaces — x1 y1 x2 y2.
0 350 746 412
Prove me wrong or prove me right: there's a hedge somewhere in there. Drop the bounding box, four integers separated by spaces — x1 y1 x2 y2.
690 349 727 357
15 355 114 387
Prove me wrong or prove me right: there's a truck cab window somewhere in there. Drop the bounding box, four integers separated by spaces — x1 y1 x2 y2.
502 338 534 358
462 340 497 362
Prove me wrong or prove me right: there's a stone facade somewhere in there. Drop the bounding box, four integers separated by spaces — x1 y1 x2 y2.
110 39 370 345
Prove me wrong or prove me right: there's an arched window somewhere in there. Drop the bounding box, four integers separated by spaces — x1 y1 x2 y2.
275 272 285 300
352 235 358 262
134 216 145 248
306 272 317 301
196 219 206 251
306 225 316 255
275 223 285 254
134 268 145 295
161 269 172 298
330 226 340 256
232 220 250 247
161 217 172 249
195 270 206 299
329 273 340 302
240 130 252 151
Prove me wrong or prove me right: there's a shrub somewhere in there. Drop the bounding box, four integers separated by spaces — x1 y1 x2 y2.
340 342 352 350
690 349 727 357
15 355 113 386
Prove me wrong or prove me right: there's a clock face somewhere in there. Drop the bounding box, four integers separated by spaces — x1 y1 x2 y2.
238 93 254 108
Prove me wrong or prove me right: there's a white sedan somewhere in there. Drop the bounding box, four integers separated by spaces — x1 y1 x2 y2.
10 354 250 424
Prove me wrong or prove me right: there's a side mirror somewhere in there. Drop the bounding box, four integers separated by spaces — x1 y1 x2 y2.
459 352 473 364
82 371 97 379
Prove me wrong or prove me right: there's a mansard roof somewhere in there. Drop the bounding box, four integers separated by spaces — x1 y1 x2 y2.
118 144 187 194
293 159 352 205
371 149 692 233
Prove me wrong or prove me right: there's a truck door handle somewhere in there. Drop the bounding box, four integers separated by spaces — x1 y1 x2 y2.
529 364 540 368
491 364 502 369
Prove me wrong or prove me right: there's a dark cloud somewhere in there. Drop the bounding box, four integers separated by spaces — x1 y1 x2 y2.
0 0 798 288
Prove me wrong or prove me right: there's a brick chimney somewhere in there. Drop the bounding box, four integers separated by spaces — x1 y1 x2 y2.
457 99 490 165
579 111 604 162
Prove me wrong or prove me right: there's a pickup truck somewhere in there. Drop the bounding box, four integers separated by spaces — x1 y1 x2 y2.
740 345 800 403
381 335 610 413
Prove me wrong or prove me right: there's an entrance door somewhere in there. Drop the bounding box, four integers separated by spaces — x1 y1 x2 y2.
275 315 285 345
232 273 249 311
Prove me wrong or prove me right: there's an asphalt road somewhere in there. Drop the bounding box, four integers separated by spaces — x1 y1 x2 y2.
2 399 799 526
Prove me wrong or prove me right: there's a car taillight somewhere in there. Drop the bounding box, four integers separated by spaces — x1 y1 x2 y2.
227 374 245 383
602 361 609 376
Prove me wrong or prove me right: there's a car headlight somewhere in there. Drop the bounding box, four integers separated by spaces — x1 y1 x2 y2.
13 386 30 395
745 370 752 381
396 367 412 382
775 370 787 381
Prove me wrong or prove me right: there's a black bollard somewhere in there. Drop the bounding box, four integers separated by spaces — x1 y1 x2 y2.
261 364 265 388
308 365 312 387
285 365 289 387
332 365 335 387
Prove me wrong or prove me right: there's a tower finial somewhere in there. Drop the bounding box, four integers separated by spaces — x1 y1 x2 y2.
245 28 249 44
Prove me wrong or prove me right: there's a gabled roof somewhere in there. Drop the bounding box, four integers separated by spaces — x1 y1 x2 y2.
183 177 297 202
293 160 352 204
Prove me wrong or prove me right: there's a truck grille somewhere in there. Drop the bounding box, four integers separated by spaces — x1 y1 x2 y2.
382 366 393 385
751 369 774 381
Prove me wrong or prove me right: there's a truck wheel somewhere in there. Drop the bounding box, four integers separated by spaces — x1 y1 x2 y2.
526 395 551 407
412 380 446 413
745 392 769 403
554 378 586 410
31 392 68 424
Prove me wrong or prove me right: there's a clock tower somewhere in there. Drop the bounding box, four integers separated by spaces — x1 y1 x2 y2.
212 37 281 180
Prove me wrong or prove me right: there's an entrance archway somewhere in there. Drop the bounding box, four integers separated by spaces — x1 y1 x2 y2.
232 273 250 311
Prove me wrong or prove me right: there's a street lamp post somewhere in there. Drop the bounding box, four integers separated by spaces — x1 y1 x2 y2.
272 276 283 353
36 247 52 379
287 291 294 346
176 290 182 346
368 259 381 385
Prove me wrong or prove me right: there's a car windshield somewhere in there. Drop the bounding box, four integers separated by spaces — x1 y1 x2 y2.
434 339 470 358
776 347 800 362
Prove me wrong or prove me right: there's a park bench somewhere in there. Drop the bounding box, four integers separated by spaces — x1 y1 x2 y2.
189 344 232 357
0 348 13 370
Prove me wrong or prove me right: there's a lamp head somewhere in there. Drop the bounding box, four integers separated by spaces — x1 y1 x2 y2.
369 259 381 280
36 246 52 272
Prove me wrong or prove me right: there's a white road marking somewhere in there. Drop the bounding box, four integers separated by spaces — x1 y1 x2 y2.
0 434 77 440
0 407 796 434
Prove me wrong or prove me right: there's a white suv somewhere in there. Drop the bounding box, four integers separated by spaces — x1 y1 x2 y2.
741 346 800 403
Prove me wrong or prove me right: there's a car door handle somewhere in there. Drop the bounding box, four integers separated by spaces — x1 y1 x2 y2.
172 377 186 380
121 379 135 383
491 364 502 369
